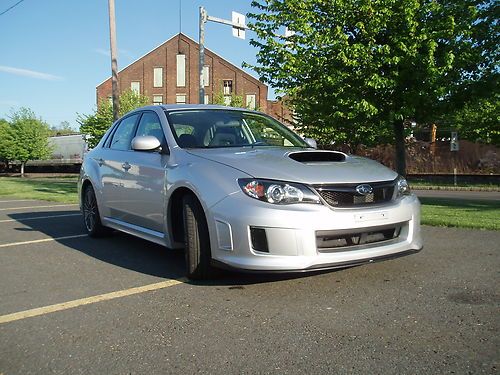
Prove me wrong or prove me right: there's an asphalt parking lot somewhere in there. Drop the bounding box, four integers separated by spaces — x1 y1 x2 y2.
0 199 498 374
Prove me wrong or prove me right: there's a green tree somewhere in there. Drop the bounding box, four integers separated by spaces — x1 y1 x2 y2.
7 108 52 176
451 95 500 145
247 0 496 175
77 89 150 148
438 1 499 145
212 91 245 108
0 119 16 164
50 120 75 136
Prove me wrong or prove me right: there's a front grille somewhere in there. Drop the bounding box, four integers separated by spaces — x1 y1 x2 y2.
313 180 395 208
316 223 406 253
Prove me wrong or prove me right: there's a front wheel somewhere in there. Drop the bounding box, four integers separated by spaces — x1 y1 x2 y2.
82 184 110 237
182 195 216 280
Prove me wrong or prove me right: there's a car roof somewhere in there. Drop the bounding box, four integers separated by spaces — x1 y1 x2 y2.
162 104 257 112
131 104 257 113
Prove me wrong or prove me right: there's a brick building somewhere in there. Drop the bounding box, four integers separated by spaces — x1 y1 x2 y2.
96 33 279 115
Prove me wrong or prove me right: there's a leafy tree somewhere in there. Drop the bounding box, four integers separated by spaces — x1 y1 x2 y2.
439 1 499 145
450 95 500 145
212 91 245 108
6 108 52 176
50 120 76 136
0 119 16 164
445 1 499 109
77 89 150 148
247 0 497 175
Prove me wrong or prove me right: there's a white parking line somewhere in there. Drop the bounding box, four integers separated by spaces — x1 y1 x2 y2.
0 204 78 211
0 213 81 223
0 234 88 248
0 278 186 324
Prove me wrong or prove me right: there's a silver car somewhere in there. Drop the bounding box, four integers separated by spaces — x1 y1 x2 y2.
78 105 422 279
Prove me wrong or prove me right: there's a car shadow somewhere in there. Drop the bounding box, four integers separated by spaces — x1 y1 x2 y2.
7 210 338 286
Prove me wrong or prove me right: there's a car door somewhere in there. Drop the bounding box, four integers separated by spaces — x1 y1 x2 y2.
100 113 140 222
119 111 169 234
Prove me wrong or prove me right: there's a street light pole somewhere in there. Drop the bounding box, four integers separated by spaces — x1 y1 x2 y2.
108 0 119 121
198 6 247 104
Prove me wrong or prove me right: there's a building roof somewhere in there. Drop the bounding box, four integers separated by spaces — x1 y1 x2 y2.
96 32 265 88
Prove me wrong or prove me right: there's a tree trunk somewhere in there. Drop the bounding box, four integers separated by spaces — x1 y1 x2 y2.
21 161 25 178
393 119 406 176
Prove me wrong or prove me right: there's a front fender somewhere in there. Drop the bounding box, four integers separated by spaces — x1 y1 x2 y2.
166 154 251 212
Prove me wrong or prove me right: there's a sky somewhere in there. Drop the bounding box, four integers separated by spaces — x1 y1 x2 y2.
0 0 271 129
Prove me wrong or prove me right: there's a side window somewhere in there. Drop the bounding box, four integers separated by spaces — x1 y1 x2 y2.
109 114 139 151
135 112 166 144
103 122 119 148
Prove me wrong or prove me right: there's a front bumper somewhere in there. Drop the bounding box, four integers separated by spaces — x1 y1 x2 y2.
207 191 422 272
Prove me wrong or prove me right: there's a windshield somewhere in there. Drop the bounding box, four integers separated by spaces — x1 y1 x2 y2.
166 109 308 149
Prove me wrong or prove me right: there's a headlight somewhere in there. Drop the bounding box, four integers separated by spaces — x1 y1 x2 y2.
238 178 321 205
395 176 411 197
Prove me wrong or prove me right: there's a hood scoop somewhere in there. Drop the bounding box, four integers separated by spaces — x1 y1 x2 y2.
288 151 346 163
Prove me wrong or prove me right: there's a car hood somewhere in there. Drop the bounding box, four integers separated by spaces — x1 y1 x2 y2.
186 147 398 184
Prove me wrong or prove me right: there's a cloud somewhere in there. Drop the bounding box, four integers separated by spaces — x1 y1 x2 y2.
0 65 63 81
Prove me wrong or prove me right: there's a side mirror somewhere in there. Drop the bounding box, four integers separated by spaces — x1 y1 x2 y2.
131 136 162 152
304 138 317 149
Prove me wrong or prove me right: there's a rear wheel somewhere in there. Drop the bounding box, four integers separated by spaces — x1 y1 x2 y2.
182 194 216 280
82 184 110 237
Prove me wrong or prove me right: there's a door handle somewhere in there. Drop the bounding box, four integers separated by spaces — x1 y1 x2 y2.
96 158 104 166
122 162 131 171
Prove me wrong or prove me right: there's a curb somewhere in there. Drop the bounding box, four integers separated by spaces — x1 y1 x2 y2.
412 186 500 192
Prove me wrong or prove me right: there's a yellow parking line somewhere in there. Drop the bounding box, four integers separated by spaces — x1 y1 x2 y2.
0 213 81 223
0 279 186 324
0 234 88 248
0 204 78 211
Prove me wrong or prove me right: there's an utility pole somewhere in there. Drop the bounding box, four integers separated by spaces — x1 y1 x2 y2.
198 6 247 104
108 0 119 121
199 6 207 104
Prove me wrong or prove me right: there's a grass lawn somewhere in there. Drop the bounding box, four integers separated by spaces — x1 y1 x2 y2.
419 197 500 231
0 177 498 230
0 177 78 203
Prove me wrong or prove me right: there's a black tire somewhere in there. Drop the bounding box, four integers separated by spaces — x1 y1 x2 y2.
82 184 110 237
182 194 215 280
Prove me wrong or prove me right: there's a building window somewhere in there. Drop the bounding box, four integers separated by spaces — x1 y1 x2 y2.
204 95 209 104
131 81 140 94
153 67 163 88
224 95 231 106
246 94 256 110
176 94 186 104
223 80 233 95
176 54 186 87
203 66 210 87
153 95 163 105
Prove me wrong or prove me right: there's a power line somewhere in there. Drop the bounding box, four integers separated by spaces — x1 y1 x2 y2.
0 0 25 16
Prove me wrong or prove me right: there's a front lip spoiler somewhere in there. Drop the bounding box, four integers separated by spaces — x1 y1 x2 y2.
211 247 423 274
